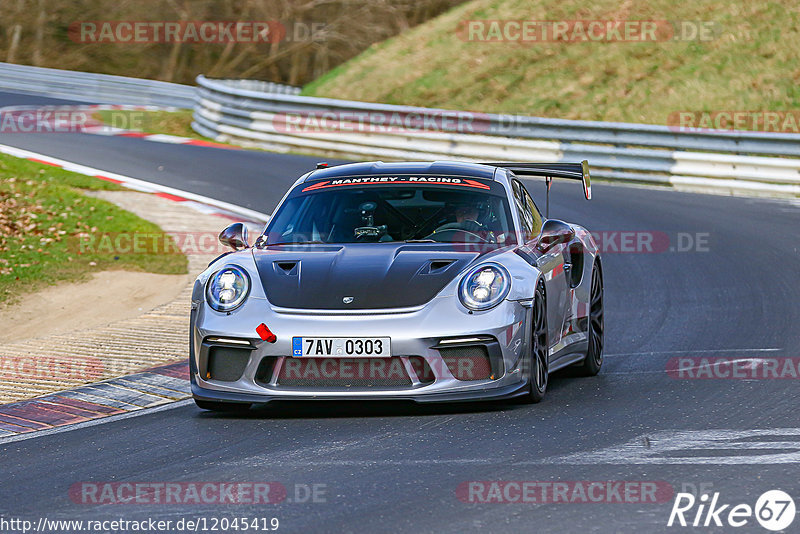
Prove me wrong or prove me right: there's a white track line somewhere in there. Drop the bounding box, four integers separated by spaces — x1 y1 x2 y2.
605 348 782 358
534 428 800 465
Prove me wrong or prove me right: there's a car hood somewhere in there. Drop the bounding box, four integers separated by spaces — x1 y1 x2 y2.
252 243 483 310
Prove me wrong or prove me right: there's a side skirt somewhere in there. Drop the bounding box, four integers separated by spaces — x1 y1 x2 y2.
548 340 589 373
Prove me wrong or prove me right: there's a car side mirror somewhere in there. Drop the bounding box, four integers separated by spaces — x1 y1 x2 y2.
219 222 249 251
536 219 575 251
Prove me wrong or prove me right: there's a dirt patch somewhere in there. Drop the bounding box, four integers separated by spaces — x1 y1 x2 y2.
0 270 188 343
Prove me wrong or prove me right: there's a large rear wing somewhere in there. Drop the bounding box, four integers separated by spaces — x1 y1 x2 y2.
482 161 591 201
482 160 591 219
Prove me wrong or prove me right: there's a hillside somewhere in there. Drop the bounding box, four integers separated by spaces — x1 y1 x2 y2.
303 0 800 125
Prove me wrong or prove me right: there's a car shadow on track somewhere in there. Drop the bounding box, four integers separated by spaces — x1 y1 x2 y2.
194 372 583 420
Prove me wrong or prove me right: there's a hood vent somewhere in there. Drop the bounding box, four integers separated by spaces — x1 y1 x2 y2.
274 261 299 275
419 259 457 275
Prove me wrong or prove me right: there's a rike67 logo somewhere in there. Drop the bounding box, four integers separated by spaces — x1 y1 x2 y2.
668 490 795 531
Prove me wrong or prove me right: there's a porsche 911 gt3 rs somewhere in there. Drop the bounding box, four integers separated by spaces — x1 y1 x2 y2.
190 160 603 410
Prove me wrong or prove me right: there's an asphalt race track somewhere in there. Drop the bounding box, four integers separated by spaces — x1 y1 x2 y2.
1 91 799 533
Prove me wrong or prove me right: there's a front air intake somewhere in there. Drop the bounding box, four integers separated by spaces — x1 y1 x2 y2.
276 358 412 388
207 346 251 382
439 345 493 381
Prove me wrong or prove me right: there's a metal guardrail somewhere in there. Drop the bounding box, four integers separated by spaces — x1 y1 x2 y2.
0 64 794 196
193 75 800 197
206 78 301 96
0 62 197 108
0 63 300 111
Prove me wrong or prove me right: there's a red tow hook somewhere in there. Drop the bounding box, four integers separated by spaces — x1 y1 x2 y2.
256 323 277 343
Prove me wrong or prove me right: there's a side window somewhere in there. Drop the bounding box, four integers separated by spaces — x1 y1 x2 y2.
519 183 543 236
511 179 534 242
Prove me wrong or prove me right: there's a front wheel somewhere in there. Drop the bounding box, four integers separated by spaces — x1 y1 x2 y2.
522 281 548 403
579 263 604 376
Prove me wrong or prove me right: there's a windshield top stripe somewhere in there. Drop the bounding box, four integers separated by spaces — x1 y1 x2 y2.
301 178 491 193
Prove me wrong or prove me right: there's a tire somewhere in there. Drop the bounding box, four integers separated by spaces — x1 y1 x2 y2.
522 280 549 403
194 399 252 412
579 262 604 376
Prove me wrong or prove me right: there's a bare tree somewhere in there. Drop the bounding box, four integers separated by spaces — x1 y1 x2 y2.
0 0 464 85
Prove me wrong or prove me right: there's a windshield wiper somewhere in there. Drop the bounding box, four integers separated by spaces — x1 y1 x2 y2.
404 239 437 243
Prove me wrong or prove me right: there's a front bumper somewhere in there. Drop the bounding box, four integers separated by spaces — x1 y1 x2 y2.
191 380 530 404
190 295 531 404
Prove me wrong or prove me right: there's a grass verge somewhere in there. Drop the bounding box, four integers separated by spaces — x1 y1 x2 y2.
0 154 187 306
95 109 201 139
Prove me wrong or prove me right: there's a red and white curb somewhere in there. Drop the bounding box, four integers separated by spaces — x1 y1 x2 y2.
0 141 270 223
0 361 190 443
85 126 237 151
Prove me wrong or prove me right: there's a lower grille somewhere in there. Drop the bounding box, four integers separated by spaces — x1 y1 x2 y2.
207 346 251 382
439 345 493 381
277 357 412 388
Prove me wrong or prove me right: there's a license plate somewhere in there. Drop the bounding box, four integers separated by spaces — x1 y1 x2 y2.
292 337 391 358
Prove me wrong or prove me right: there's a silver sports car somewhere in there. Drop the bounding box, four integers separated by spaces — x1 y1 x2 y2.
190 160 603 410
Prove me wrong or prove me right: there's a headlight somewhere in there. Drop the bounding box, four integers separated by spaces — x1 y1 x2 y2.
206 265 250 312
458 263 511 311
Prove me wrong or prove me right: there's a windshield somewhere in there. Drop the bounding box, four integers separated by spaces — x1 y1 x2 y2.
263 178 516 245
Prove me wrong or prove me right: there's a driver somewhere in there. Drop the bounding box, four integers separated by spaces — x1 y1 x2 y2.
455 205 480 226
431 200 496 242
